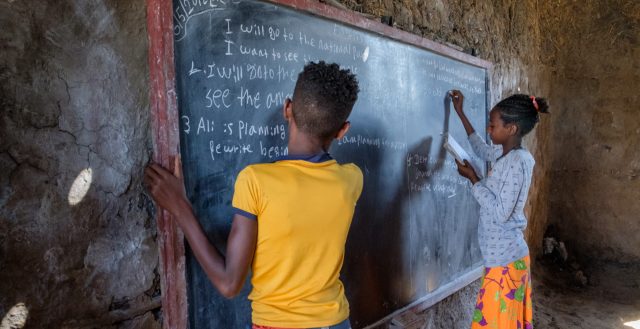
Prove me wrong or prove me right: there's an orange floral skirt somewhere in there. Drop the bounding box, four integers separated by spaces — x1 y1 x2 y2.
471 256 533 329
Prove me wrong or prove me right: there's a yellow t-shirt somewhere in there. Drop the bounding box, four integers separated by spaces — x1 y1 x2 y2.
232 154 363 328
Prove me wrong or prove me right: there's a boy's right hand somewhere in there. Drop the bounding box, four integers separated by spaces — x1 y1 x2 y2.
144 158 190 217
449 90 465 115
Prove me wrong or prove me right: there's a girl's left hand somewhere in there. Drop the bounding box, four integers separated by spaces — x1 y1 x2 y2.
455 159 480 184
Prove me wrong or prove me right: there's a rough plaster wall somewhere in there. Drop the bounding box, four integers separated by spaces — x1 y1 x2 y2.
539 1 640 263
0 1 160 328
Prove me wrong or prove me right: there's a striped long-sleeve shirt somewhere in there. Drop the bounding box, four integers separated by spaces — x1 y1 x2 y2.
468 132 535 267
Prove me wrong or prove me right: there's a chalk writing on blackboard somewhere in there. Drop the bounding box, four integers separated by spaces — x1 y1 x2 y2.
171 1 489 327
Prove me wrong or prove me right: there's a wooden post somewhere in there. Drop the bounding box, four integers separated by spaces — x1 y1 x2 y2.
146 0 188 328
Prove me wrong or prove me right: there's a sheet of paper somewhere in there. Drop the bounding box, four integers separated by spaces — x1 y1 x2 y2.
444 133 471 163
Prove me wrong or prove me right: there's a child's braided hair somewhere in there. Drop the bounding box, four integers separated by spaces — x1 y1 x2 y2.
495 94 549 137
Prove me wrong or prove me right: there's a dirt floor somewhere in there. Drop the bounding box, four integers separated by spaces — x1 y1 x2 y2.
533 259 640 329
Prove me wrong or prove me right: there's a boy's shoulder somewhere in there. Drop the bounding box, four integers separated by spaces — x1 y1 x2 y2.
239 160 362 179
236 161 363 199
341 162 363 176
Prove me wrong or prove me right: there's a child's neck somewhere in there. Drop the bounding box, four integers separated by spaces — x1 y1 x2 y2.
501 137 522 156
288 132 331 155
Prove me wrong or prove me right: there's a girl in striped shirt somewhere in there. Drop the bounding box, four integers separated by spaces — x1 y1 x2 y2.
450 90 549 329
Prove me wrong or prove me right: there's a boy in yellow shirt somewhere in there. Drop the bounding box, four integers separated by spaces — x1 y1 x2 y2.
145 61 362 329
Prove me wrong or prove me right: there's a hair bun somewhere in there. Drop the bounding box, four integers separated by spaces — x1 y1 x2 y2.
533 97 550 114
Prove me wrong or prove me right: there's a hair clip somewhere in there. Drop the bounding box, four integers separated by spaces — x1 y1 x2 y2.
530 95 539 112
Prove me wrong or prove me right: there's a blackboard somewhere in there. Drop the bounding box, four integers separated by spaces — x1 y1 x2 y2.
171 1 490 327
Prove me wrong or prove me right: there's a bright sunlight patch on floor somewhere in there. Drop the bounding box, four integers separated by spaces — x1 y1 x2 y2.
68 168 93 205
0 303 28 329
625 319 640 329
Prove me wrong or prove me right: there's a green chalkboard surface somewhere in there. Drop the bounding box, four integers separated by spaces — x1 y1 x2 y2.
171 1 490 327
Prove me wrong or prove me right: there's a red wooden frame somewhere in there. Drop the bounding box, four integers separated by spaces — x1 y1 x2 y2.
146 1 492 327
146 0 188 328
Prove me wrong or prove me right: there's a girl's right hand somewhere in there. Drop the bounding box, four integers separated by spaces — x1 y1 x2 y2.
449 90 464 115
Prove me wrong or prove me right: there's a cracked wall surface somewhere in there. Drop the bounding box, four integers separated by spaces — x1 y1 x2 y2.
0 1 160 328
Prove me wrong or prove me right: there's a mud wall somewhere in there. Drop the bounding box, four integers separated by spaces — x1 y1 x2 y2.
0 0 562 328
0 1 160 328
540 1 640 263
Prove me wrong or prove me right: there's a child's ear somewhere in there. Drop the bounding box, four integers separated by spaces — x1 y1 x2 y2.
508 123 518 136
335 121 351 140
283 98 293 121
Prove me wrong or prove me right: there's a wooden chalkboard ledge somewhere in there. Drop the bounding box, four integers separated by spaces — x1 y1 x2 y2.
364 265 484 329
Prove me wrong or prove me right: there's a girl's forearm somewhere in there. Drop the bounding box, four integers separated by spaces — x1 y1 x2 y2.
457 110 476 136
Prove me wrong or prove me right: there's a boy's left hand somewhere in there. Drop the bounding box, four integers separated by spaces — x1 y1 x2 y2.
455 159 480 184
144 158 189 216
